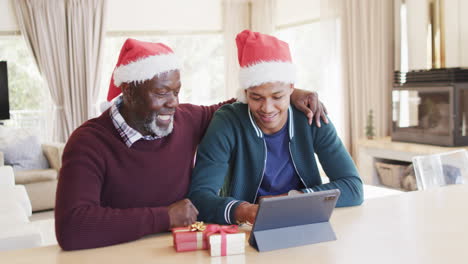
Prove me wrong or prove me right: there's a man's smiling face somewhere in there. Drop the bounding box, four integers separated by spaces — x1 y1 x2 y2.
122 70 181 137
246 82 294 135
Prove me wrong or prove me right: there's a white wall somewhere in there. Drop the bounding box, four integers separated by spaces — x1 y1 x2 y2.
0 0 18 31
461 0 468 67
107 0 222 32
445 0 468 67
444 0 459 68
276 0 319 27
108 0 321 32
404 0 468 70
406 0 430 70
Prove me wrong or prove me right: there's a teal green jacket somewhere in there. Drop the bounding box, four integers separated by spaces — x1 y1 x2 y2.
188 103 363 224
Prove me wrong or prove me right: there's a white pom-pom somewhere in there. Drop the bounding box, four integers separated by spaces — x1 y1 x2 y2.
99 101 112 113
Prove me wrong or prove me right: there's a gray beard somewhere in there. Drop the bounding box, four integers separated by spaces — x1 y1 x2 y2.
143 114 174 137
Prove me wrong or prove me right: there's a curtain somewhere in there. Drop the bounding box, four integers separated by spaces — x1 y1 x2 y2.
67 0 107 121
14 0 107 142
340 0 394 158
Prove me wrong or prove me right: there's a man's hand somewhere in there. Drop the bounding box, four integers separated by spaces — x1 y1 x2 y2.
290 89 329 127
258 190 303 202
258 193 288 201
167 199 199 228
234 202 259 224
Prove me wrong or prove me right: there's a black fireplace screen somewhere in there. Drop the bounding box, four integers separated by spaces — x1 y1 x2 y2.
392 68 468 146
393 88 451 136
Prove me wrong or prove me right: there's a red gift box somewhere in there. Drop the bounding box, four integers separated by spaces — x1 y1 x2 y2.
172 223 209 252
172 222 244 256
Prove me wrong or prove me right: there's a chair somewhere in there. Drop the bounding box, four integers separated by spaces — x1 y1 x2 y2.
412 149 468 190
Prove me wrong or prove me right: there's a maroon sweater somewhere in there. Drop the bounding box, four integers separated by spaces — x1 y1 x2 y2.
55 101 231 250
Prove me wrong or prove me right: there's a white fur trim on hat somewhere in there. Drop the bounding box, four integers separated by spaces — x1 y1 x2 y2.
236 88 248 104
113 53 180 87
99 101 112 113
237 61 296 103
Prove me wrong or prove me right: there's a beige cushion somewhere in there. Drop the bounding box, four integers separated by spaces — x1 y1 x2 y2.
24 180 57 212
0 152 4 166
14 169 57 185
41 143 65 171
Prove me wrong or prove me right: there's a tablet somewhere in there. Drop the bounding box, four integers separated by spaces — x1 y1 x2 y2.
249 189 341 252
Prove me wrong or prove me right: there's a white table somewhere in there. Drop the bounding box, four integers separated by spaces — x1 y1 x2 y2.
1 184 467 264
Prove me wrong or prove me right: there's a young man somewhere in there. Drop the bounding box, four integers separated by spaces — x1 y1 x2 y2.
188 30 363 225
55 38 327 250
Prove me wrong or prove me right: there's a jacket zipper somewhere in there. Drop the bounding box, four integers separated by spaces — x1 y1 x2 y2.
289 142 308 189
252 139 267 203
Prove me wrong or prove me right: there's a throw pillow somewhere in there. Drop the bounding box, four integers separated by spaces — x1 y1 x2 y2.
0 135 50 171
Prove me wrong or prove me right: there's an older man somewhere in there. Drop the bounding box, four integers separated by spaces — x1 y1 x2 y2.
188 30 363 225
55 38 327 250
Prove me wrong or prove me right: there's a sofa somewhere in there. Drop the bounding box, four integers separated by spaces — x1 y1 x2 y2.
0 143 65 212
0 165 43 251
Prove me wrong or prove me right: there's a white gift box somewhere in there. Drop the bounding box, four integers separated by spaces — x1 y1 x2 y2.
209 232 245 257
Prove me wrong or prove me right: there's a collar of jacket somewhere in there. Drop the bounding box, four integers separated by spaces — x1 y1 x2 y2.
247 105 294 140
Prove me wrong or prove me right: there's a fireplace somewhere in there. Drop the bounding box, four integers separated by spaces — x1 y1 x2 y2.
392 68 468 146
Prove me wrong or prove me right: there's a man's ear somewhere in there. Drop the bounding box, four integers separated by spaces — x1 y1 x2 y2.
120 83 129 95
120 82 135 104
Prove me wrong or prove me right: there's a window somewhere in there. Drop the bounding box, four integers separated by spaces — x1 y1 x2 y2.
0 36 52 141
275 20 345 140
99 34 225 109
276 23 321 95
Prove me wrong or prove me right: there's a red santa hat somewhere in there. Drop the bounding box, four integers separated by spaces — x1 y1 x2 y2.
235 30 296 102
107 38 180 102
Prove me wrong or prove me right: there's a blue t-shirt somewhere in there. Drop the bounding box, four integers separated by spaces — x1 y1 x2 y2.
257 120 302 197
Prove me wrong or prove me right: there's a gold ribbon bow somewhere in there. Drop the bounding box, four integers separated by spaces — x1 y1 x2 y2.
190 221 207 232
